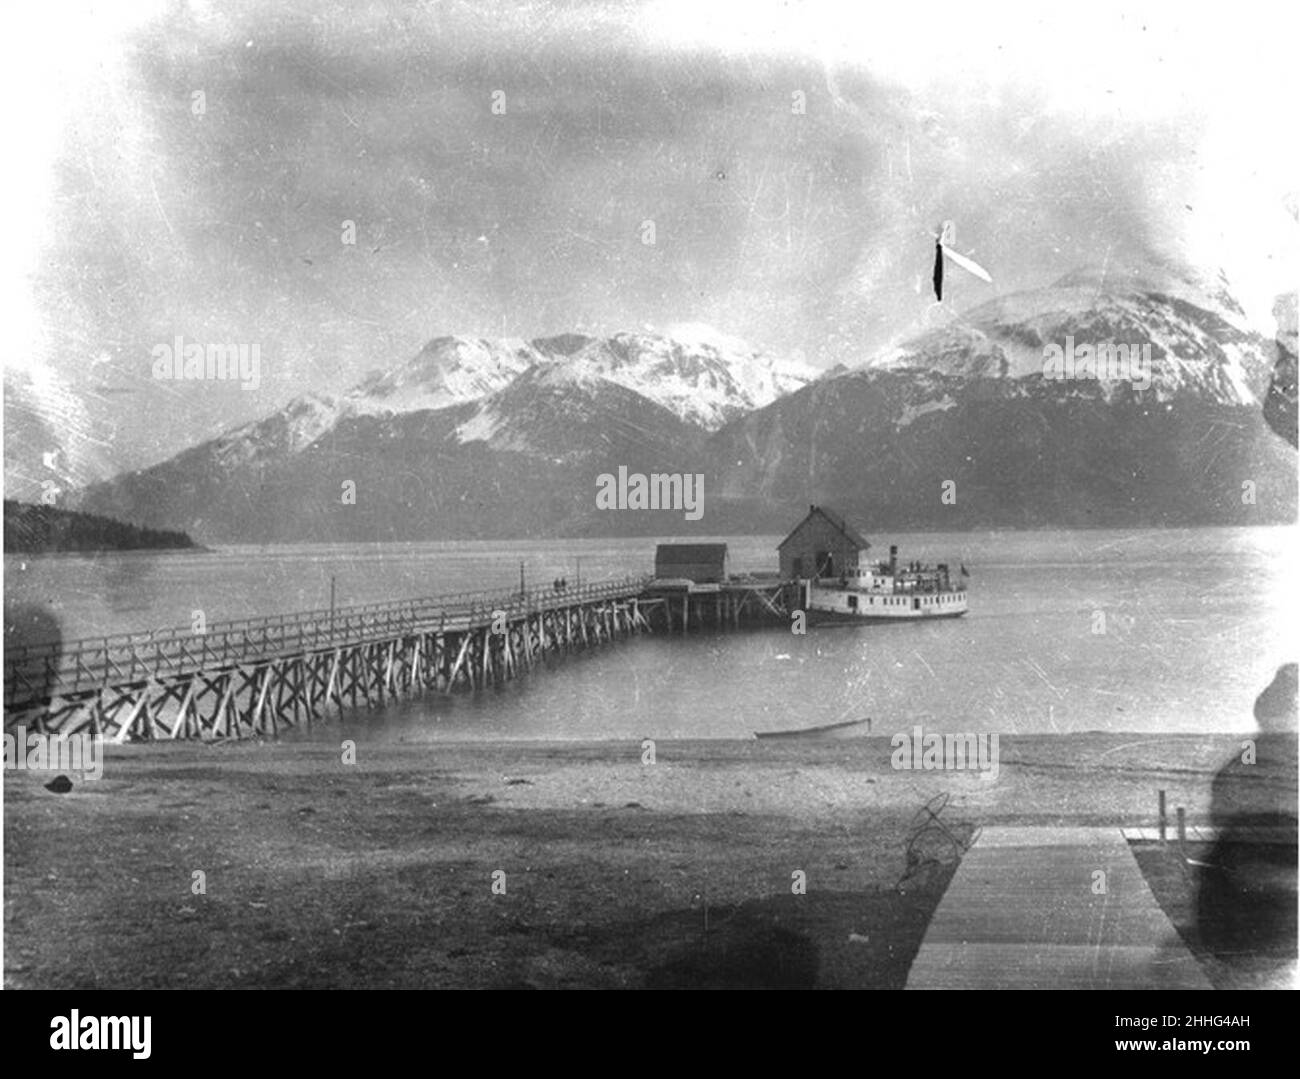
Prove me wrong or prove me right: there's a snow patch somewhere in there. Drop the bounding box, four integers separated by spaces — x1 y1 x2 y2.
897 395 957 428
454 403 507 444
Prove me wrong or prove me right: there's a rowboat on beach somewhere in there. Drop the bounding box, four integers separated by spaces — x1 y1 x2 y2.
753 718 871 740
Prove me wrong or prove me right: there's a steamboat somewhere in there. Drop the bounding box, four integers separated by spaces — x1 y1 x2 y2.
803 544 968 623
777 505 968 624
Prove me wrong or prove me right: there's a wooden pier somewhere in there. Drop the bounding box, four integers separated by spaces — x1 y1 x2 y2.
637 577 803 633
3 577 652 742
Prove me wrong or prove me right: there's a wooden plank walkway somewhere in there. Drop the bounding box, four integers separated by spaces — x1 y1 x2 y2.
1121 826 1296 845
3 576 649 713
3 577 654 740
906 826 1212 989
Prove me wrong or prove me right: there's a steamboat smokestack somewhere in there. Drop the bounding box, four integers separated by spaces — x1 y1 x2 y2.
889 545 898 576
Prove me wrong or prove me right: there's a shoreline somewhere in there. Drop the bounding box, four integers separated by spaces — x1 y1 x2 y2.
6 731 1294 988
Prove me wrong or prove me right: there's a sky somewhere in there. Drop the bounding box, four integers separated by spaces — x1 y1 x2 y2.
4 0 1298 484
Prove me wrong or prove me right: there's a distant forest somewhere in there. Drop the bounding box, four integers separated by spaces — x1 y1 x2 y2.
3 500 199 553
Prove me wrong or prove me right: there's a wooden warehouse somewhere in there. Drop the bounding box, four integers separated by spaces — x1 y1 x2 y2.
777 505 870 579
653 543 729 584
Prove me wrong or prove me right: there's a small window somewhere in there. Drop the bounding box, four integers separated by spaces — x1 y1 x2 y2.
847 595 858 610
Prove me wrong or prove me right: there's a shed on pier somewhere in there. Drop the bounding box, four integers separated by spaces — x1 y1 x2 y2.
654 543 729 584
778 505 870 579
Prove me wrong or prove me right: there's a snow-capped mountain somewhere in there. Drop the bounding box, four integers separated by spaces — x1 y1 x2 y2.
197 328 816 473
521 330 817 432
202 336 551 470
450 331 816 448
69 265 1295 542
347 336 551 417
353 328 817 434
861 265 1270 405
209 392 344 468
69 327 805 540
703 265 1293 533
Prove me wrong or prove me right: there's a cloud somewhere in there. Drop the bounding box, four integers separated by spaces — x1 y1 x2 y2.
11 0 1297 476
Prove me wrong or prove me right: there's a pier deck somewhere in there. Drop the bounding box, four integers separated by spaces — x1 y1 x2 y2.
637 576 802 632
5 572 867 741
4 577 652 741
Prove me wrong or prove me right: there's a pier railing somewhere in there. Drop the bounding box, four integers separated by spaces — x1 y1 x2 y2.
4 575 651 710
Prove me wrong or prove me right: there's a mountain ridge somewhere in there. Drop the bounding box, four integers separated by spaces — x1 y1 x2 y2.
67 266 1296 541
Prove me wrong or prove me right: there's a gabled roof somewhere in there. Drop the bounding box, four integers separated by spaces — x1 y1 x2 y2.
655 543 728 563
777 505 870 550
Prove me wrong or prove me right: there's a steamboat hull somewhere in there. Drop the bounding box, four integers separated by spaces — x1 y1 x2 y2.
804 583 968 624
804 606 968 626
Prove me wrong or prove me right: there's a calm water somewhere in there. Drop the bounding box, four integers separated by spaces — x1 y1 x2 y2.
4 528 1295 739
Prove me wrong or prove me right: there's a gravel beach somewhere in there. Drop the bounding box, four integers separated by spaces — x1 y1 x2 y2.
4 732 1294 988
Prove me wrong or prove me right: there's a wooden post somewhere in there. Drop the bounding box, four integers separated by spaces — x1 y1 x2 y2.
251 665 272 733
326 650 341 712
115 689 149 744
383 641 396 698
1177 806 1186 846
303 658 317 727
357 645 371 707
215 673 236 739
273 664 290 723
1158 789 1167 843
173 677 197 740
448 633 470 690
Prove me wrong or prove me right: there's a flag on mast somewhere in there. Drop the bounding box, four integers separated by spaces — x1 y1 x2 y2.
932 221 992 301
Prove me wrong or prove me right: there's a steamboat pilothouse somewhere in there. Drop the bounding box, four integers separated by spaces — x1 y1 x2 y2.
778 505 968 624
